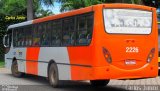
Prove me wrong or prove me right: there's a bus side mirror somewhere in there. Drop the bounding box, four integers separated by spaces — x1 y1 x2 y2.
3 35 9 48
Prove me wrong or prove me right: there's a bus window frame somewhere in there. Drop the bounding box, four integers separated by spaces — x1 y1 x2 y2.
11 12 94 48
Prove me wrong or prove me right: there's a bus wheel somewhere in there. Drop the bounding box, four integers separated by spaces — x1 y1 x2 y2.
11 61 23 77
48 63 59 88
90 80 110 87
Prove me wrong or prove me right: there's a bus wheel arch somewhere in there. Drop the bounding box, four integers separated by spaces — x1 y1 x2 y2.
11 57 24 77
48 60 60 88
12 57 17 63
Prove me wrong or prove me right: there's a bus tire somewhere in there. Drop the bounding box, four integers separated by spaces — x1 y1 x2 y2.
11 60 24 77
48 63 59 88
90 80 110 87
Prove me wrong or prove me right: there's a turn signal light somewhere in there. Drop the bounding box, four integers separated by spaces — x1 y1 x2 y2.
102 47 112 63
147 48 155 63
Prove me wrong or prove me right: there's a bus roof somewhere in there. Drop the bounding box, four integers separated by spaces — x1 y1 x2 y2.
7 4 154 30
7 20 33 30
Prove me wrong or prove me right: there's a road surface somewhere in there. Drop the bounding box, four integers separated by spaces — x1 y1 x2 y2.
0 68 160 91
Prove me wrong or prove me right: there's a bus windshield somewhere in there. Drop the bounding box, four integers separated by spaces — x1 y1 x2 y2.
103 9 152 34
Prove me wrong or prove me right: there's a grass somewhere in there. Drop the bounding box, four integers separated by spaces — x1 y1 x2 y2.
0 60 4 68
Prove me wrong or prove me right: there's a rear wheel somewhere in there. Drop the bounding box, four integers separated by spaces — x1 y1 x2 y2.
48 63 59 88
90 80 110 87
11 60 24 77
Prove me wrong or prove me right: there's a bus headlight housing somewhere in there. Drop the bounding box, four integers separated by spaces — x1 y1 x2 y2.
102 47 112 63
147 48 155 63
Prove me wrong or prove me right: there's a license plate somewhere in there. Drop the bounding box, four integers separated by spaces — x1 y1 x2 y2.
125 60 136 65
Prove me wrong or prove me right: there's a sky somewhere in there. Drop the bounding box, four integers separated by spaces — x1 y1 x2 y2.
42 2 61 14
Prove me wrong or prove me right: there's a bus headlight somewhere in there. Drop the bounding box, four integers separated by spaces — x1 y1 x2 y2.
147 48 155 63
102 47 112 63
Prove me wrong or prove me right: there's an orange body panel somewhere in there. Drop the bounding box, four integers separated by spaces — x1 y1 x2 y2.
67 46 94 80
32 4 158 80
26 47 40 75
92 4 158 80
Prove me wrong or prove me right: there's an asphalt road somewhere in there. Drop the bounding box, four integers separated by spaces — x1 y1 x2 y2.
0 68 160 91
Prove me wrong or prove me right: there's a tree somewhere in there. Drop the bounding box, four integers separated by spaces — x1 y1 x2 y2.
27 0 55 20
56 0 160 12
27 0 33 20
0 0 54 59
35 8 53 18
56 0 147 12
0 0 26 16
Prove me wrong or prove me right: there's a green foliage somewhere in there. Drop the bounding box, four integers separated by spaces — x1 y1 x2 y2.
0 0 54 59
35 9 54 18
56 0 160 12
0 60 4 68
0 14 26 60
0 0 26 16
56 0 146 12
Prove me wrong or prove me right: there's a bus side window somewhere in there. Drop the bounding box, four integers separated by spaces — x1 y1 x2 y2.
40 23 48 46
51 20 62 46
33 24 40 46
21 28 26 47
62 17 75 46
77 14 93 45
46 22 52 46
17 29 21 47
13 28 17 47
25 26 32 46
86 14 93 44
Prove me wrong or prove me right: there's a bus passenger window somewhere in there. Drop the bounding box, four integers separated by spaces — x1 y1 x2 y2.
25 26 32 46
40 23 48 46
77 14 93 45
62 17 75 46
17 29 22 47
13 29 17 47
33 25 40 46
51 20 62 46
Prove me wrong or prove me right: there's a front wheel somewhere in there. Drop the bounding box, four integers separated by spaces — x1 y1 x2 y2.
48 63 59 88
11 60 24 77
90 80 110 87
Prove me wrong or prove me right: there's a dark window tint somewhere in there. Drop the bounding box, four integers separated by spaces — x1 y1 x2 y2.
51 20 62 46
25 26 32 46
12 12 93 47
77 14 93 45
62 18 76 46
32 24 40 46
40 23 48 46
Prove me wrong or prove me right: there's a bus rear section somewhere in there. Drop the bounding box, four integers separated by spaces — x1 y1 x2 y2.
92 4 158 80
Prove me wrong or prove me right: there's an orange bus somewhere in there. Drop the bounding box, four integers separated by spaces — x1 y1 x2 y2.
3 4 158 87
